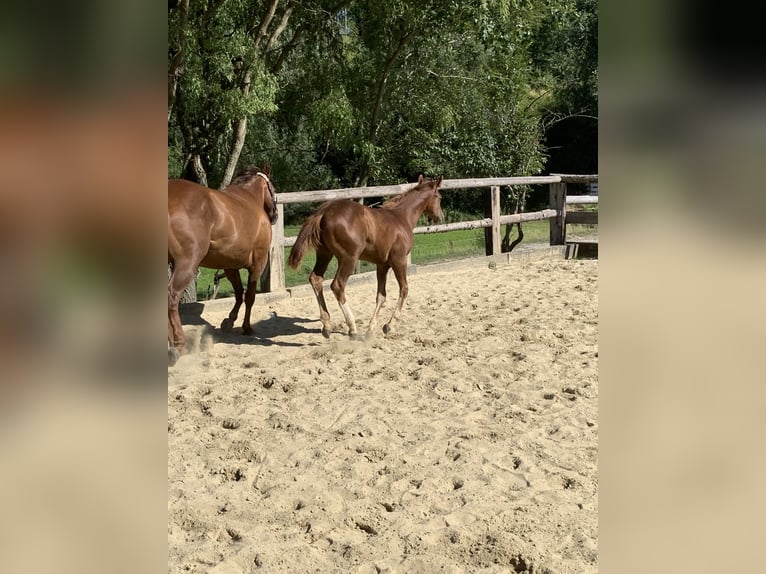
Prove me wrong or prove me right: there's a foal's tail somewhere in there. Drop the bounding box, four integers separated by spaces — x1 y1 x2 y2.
288 211 324 269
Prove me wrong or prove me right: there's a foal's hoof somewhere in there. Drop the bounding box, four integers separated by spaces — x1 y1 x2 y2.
382 324 392 335
168 347 181 367
221 318 233 332
321 327 331 339
349 332 364 341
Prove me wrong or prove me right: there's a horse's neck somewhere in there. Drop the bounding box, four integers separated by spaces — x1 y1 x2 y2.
230 183 272 214
392 190 430 228
237 182 265 201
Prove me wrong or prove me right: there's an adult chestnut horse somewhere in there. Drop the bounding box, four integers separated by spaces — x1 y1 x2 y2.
288 175 443 338
168 166 278 365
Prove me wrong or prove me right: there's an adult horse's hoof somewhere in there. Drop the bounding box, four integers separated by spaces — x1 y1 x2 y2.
168 347 181 367
242 326 254 336
221 318 234 332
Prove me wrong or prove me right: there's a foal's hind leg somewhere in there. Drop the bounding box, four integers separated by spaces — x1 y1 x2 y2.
382 259 409 334
309 248 333 338
331 257 359 338
221 269 244 332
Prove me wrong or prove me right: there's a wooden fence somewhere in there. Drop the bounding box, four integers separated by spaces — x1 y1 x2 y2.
261 174 598 292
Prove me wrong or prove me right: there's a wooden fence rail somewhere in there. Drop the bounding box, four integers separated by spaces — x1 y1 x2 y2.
262 174 598 292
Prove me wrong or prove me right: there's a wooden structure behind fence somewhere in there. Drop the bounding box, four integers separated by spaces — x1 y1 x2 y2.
261 174 598 292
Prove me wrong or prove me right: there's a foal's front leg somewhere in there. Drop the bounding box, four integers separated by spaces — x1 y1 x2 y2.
330 258 359 338
366 264 389 336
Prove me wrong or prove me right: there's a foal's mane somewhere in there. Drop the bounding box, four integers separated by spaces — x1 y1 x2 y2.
381 179 433 209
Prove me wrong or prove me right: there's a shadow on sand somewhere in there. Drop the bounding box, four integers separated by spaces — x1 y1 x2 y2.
179 303 321 350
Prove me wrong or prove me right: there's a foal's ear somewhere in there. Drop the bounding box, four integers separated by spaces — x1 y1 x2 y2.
262 162 271 176
417 174 424 184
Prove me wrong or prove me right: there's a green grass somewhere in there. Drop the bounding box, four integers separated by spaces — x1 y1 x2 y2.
194 219 596 298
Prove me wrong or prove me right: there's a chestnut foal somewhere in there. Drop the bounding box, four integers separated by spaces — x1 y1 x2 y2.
288 175 443 338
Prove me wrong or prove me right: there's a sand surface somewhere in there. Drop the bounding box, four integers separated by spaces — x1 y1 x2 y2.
168 253 598 573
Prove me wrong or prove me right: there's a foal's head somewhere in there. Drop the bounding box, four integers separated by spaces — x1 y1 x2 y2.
233 164 278 224
418 174 444 224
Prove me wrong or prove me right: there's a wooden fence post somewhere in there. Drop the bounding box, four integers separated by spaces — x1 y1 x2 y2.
260 203 285 292
549 182 567 245
354 198 364 274
490 185 501 255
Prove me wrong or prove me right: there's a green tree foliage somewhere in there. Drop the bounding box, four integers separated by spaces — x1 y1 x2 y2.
531 0 598 176
168 0 597 218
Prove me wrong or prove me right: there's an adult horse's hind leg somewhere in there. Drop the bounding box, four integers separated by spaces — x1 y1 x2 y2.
382 258 409 334
366 264 390 336
241 264 264 336
221 269 244 332
330 257 359 338
309 248 334 338
168 261 198 365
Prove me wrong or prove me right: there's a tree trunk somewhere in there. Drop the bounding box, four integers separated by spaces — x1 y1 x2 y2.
220 1 298 188
265 1 294 53
355 29 418 187
270 23 305 74
183 154 208 187
168 0 190 121
483 189 493 256
253 0 281 49
269 2 349 74
369 29 417 139
220 117 248 189
220 68 252 188
355 170 370 188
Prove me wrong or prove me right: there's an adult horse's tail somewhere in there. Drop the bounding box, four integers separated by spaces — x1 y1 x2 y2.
288 211 323 269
